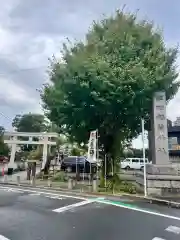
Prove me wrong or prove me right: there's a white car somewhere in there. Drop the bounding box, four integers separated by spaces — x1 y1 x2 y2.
121 158 150 171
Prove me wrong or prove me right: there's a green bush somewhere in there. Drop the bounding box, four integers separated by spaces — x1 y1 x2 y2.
51 172 67 182
119 181 136 194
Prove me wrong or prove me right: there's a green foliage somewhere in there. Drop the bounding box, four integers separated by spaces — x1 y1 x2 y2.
41 9 179 167
51 171 67 182
0 126 5 135
12 113 47 132
99 175 136 194
71 147 81 156
28 147 42 160
119 181 136 194
123 148 149 158
0 126 9 156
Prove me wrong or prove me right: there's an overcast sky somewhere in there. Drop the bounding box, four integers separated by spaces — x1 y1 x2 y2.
0 0 180 148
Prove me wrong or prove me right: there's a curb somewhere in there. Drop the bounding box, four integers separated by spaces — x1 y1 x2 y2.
120 193 180 208
1 182 180 209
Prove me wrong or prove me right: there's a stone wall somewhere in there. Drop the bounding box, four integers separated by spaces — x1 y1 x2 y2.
136 172 180 197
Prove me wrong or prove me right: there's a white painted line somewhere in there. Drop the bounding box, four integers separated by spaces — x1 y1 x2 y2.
152 238 165 240
45 195 63 200
0 186 86 200
96 200 180 221
28 193 40 196
53 200 94 213
0 234 11 239
6 188 23 193
165 225 180 234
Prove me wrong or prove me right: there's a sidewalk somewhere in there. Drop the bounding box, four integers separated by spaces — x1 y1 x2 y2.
0 166 41 182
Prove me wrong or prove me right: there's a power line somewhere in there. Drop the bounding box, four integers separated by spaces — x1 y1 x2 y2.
0 112 12 121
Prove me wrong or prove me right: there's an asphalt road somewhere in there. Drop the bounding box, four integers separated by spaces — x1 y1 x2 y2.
0 186 180 239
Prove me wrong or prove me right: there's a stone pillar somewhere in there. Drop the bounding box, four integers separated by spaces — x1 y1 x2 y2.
3 175 8 183
27 162 32 180
16 176 20 185
48 178 52 187
31 176 36 187
31 162 36 177
145 92 177 176
8 137 17 170
68 178 73 190
151 91 169 165
92 180 97 192
42 136 48 170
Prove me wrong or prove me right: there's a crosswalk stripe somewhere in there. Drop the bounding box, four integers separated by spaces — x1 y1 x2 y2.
53 200 94 213
46 196 63 200
28 193 40 196
165 225 180 234
152 238 165 240
0 234 11 239
6 188 23 193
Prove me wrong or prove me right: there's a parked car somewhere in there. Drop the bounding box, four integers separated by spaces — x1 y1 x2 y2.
121 158 151 171
61 156 97 173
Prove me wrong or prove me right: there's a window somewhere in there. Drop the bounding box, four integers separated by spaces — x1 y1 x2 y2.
125 159 130 162
132 159 139 163
78 157 86 164
140 159 148 163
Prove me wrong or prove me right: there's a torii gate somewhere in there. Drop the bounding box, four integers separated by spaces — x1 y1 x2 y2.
4 132 58 171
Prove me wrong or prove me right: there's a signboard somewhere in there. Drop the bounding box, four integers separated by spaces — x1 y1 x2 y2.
152 91 169 164
87 130 97 163
168 137 178 150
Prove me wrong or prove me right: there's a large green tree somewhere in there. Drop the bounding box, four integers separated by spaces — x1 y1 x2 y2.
12 113 47 132
41 10 179 174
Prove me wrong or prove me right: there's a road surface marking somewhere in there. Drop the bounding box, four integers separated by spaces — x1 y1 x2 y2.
0 186 86 200
28 193 41 196
95 199 180 221
3 185 180 222
165 225 180 234
6 188 23 193
45 195 63 200
152 238 165 240
0 235 10 240
0 187 23 193
53 200 95 213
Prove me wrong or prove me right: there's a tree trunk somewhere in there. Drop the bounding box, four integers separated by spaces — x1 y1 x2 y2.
27 162 31 180
43 156 52 177
31 162 36 177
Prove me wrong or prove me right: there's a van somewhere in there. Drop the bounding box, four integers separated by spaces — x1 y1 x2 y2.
120 158 150 171
61 156 97 173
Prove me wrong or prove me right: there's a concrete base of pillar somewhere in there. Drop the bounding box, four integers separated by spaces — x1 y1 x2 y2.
136 171 180 197
146 164 179 175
